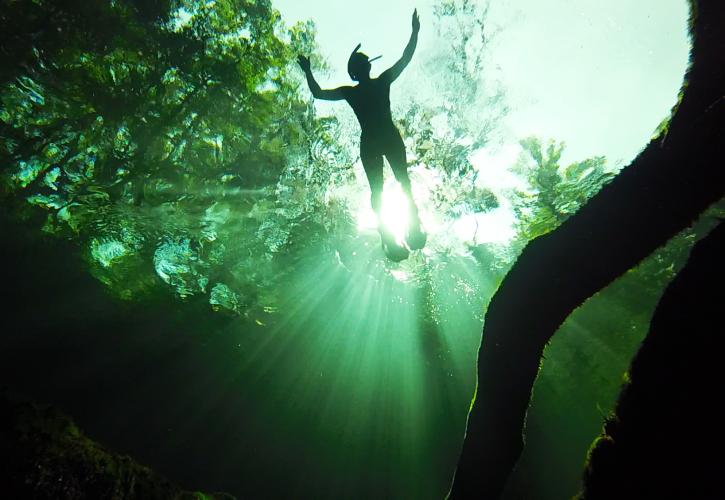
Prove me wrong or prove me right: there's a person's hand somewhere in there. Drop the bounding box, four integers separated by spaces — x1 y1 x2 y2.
412 8 420 34
297 54 311 72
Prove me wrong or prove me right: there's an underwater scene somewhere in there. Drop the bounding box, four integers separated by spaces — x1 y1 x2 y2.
1 0 723 498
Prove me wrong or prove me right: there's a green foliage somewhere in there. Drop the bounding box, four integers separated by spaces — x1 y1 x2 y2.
0 0 344 313
512 137 615 240
391 0 501 231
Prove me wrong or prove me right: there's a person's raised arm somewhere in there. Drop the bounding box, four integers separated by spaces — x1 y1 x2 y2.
297 55 349 101
380 9 420 84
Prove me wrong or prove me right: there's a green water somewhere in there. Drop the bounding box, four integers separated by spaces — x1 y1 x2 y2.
0 0 705 498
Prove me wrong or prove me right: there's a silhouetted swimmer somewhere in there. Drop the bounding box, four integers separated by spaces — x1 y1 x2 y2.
298 9 426 261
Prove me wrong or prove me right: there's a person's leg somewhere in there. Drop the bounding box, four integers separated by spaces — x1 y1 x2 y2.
362 136 409 260
385 133 420 221
385 131 426 250
360 139 384 221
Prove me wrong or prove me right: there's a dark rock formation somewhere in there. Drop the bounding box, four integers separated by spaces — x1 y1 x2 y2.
577 218 724 500
0 393 235 500
450 0 725 497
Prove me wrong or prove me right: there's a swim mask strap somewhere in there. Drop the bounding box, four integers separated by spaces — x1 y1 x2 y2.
348 43 363 79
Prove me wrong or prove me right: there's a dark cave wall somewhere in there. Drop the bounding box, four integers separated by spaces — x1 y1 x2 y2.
578 221 724 500
450 0 725 498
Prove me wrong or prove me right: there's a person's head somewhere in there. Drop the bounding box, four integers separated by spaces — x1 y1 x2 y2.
348 44 380 81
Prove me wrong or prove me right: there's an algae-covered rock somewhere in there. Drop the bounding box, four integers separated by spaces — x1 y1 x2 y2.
0 393 235 500
450 0 725 496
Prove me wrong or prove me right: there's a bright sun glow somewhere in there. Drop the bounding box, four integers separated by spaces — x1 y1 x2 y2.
380 181 410 244
357 179 410 245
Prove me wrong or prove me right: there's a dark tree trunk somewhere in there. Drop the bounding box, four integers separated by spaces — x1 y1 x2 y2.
449 1 725 498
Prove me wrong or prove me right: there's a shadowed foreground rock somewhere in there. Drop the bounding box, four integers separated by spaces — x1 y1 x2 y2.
578 222 724 500
450 0 725 497
0 394 235 500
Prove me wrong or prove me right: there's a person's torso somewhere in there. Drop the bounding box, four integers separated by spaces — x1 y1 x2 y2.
344 79 395 135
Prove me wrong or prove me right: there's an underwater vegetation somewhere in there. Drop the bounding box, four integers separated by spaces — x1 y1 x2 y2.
0 392 235 499
1 0 720 498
